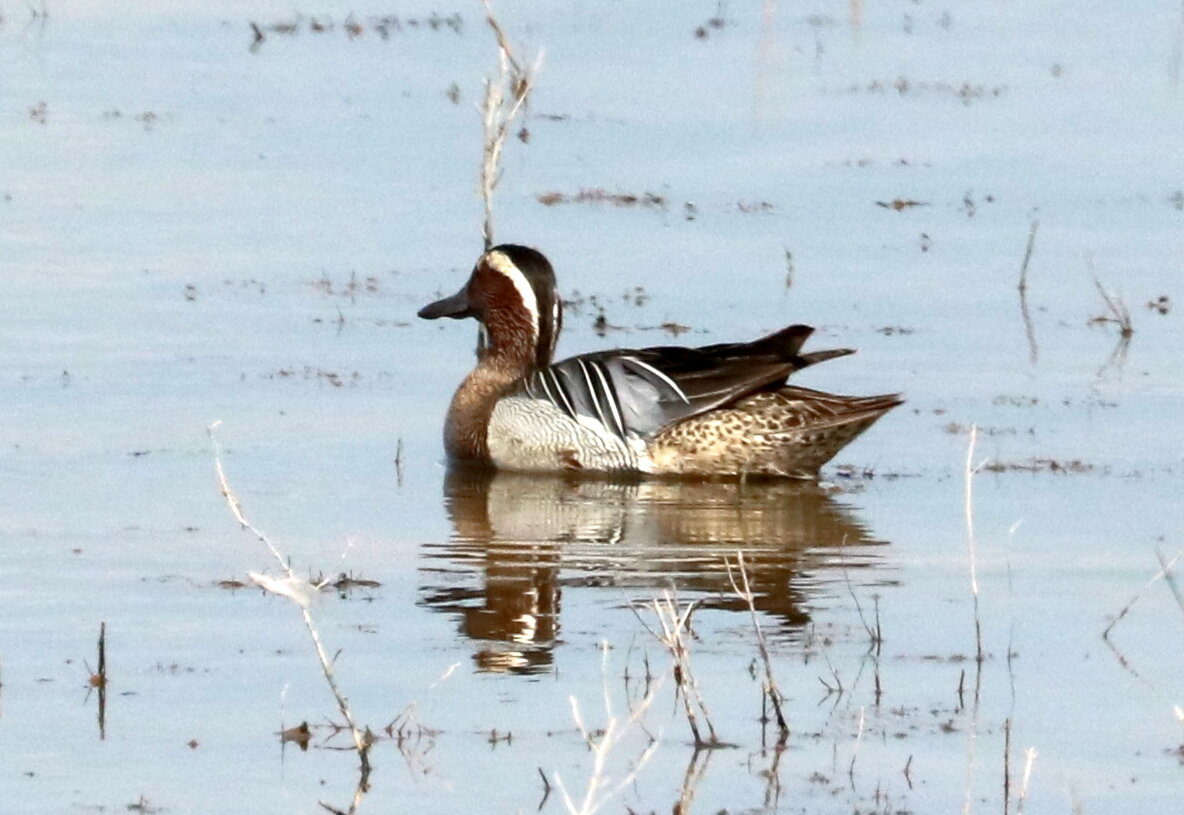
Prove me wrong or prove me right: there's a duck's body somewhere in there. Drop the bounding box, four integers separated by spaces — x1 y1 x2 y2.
420 245 900 478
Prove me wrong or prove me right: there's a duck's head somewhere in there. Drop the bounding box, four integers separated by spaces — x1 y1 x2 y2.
419 244 563 369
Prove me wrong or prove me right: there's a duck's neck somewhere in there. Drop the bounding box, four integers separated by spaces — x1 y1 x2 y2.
443 340 536 462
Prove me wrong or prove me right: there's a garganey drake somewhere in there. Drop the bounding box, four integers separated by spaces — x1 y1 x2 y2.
419 244 901 478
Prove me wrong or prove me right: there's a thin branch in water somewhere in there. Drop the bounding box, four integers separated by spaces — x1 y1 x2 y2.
478 1 540 249
1016 220 1038 294
1017 219 1039 364
1089 275 1134 339
553 671 663 815
1103 547 1184 638
964 425 984 669
394 438 405 487
640 590 724 748
1156 548 1184 620
962 425 984 815
207 421 372 786
675 748 713 815
726 553 789 741
848 706 866 789
1015 747 1037 815
1003 717 1012 815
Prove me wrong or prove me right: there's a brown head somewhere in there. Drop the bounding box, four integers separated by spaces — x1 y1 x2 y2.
418 244 562 373
419 244 564 461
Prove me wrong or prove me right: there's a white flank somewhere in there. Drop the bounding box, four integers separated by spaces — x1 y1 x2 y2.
484 249 540 343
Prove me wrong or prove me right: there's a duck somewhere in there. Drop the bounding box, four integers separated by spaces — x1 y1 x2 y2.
418 244 901 478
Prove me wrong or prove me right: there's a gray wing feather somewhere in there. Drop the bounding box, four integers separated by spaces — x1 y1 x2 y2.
520 356 676 441
517 325 853 443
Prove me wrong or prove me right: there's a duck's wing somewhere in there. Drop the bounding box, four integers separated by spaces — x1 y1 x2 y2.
519 324 854 441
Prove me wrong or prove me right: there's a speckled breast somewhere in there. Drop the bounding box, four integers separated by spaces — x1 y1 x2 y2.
486 395 645 473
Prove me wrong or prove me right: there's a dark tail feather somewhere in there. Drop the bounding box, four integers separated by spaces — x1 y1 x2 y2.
741 325 856 375
791 347 856 370
697 324 814 360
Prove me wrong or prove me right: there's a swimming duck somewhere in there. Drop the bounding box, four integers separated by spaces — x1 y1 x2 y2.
419 244 900 478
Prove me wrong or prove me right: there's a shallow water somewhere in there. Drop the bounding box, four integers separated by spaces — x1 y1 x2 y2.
2 2 1183 813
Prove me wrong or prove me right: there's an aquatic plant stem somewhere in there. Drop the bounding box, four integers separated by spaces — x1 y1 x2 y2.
962 424 987 815
634 590 722 748
964 424 984 667
1017 219 1039 364
726 552 789 741
553 649 662 815
1015 747 1038 815
207 422 372 782
478 1 538 249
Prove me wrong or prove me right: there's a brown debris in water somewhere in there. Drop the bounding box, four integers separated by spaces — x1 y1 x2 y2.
537 189 667 209
981 458 1098 475
249 12 463 51
279 721 312 750
1146 295 1171 315
876 198 927 211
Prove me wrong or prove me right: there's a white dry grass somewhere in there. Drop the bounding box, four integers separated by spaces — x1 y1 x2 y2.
726 552 789 741
636 589 723 749
207 422 372 781
478 0 539 249
553 644 663 815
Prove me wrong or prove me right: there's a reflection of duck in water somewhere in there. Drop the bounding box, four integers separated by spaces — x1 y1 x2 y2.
418 468 889 674
418 245 901 478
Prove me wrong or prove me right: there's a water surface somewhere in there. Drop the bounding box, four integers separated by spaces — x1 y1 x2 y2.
2 2 1183 813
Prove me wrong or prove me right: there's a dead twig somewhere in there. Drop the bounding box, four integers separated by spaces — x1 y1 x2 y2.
1015 747 1038 815
1089 276 1134 339
478 1 540 249
725 553 789 742
207 422 373 786
1103 548 1184 639
636 590 723 749
552 646 663 815
964 425 985 671
1017 220 1039 364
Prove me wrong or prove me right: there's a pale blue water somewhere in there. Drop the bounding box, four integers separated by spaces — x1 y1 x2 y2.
2 2 1183 813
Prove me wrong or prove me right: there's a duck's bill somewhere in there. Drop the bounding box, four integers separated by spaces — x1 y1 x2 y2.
418 286 472 320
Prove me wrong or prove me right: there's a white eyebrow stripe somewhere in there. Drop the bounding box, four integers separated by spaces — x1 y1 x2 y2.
484 249 540 344
625 357 689 404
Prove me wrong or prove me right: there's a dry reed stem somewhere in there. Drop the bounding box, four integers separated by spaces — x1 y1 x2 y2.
1016 220 1038 294
1155 549 1184 618
962 425 986 815
848 706 865 788
478 1 538 249
553 647 663 815
1017 220 1039 364
1103 547 1184 639
634 590 722 748
1003 717 1012 814
1015 747 1037 815
675 748 713 814
964 425 984 667
1091 276 1134 338
207 422 372 781
725 553 789 740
